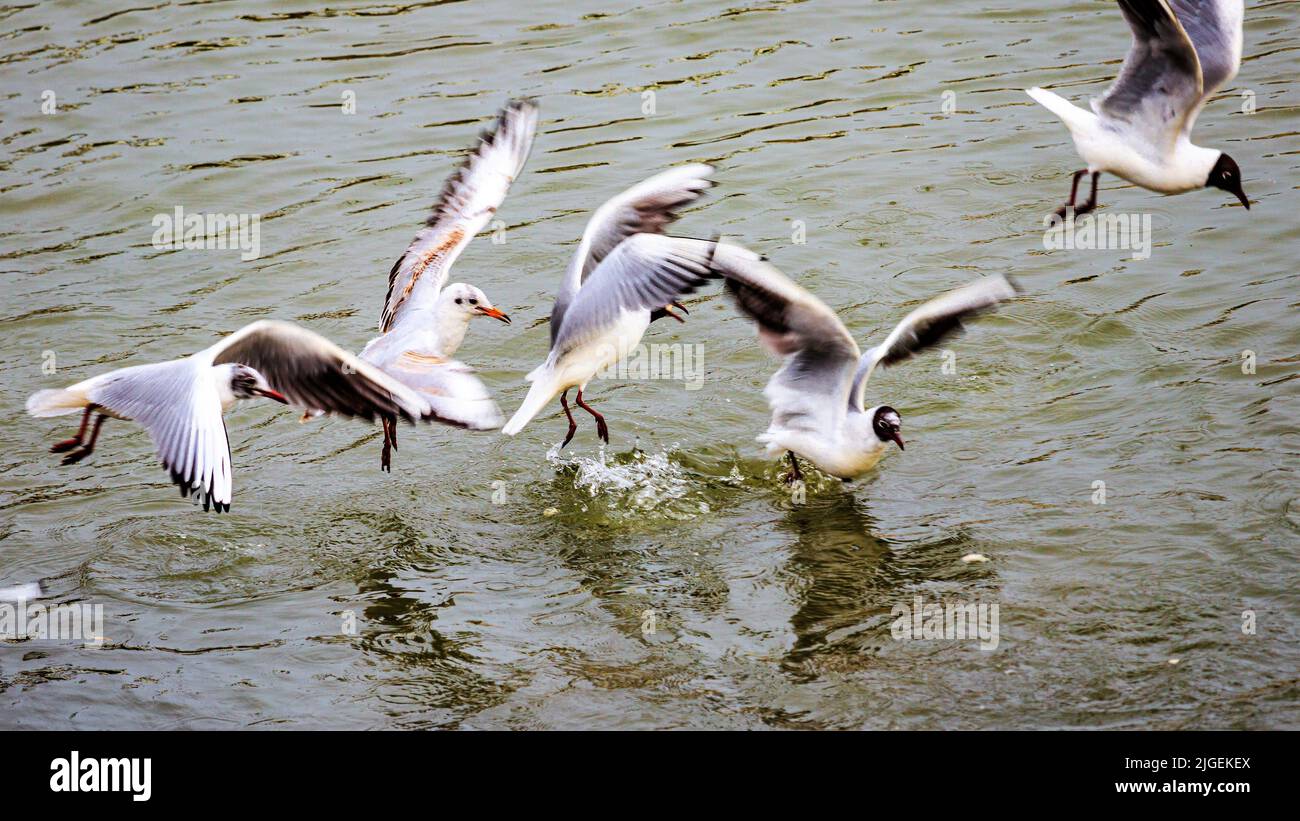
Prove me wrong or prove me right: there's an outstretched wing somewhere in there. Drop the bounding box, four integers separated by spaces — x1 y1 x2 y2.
849 275 1018 412
1168 0 1244 133
86 359 234 513
550 233 721 357
207 320 432 422
1094 0 1202 151
381 98 539 333
708 243 861 437
550 164 713 344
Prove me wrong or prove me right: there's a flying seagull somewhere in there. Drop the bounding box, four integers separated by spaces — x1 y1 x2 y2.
502 164 714 446
705 242 1018 482
26 320 434 512
350 98 537 470
1027 0 1249 216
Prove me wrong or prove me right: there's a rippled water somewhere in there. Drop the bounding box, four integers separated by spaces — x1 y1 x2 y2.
1 0 1296 729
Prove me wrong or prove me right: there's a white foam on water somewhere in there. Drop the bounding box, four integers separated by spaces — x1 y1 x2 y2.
546 445 708 520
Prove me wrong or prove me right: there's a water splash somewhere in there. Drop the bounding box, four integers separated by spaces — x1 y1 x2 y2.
545 444 709 521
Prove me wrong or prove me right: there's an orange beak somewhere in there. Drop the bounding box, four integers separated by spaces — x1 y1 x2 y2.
661 301 689 323
476 306 511 324
253 387 289 404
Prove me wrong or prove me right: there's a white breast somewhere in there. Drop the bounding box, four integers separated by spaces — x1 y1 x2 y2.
553 308 651 391
759 426 890 480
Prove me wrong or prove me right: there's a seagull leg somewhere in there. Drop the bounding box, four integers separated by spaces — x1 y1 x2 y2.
1054 169 1088 220
1073 171 1101 216
61 414 106 465
380 416 395 472
574 390 609 444
783 451 804 486
559 390 579 448
50 406 94 453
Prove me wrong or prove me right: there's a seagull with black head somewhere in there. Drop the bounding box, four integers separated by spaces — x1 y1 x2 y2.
1027 0 1250 216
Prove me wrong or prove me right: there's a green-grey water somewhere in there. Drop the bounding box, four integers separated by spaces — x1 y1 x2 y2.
1 0 1296 729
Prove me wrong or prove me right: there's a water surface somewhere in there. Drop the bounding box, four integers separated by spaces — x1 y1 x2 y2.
1 0 1297 729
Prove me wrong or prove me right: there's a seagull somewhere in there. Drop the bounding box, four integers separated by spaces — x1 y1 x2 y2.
705 242 1018 481
1027 0 1249 216
26 320 434 512
353 98 537 470
501 164 715 446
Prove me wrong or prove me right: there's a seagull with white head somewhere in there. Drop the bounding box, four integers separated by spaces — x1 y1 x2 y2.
352 99 537 469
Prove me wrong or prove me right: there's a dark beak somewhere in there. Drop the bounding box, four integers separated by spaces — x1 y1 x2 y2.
891 432 905 451
1231 183 1250 210
253 387 289 404
477 306 511 324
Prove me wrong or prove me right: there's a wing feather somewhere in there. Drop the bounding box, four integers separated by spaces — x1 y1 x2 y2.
550 234 721 357
848 275 1018 412
86 359 235 512
207 320 432 422
707 243 860 437
1167 0 1243 133
386 356 504 431
550 164 713 343
381 98 539 333
1095 0 1202 151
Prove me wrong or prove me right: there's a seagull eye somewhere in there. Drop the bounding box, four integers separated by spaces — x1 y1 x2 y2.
455 298 462 304
469 298 478 305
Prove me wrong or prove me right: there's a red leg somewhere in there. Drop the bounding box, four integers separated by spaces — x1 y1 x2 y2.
50 406 94 453
1055 169 1088 219
574 390 609 444
61 414 106 465
784 451 804 485
1073 171 1100 216
559 390 578 448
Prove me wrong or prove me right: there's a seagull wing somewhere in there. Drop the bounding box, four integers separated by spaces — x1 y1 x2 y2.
380 98 539 334
86 359 234 512
1167 0 1244 133
382 353 504 430
549 233 721 356
1095 0 1203 151
708 243 861 437
849 275 1018 412
207 320 432 422
550 164 713 344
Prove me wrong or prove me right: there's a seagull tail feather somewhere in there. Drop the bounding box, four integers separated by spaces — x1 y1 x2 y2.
502 376 558 437
1026 87 1093 133
26 388 86 418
